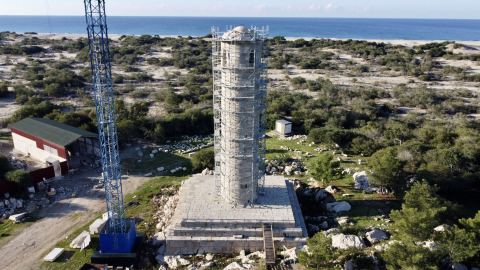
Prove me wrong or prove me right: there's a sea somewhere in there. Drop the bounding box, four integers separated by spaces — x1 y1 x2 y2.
1 16 480 41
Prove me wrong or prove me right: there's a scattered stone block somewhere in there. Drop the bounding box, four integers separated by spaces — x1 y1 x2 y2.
157 167 165 172
9 212 27 222
89 219 107 234
70 231 91 249
28 186 35 193
144 173 153 177
150 154 154 158
44 248 64 262
137 151 143 157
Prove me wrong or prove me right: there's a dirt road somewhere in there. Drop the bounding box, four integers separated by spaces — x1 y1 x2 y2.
0 170 148 270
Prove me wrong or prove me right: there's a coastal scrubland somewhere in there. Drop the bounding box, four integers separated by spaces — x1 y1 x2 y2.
1 31 480 269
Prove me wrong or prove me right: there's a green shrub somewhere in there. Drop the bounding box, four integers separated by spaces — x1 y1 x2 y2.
191 148 214 170
6 170 32 191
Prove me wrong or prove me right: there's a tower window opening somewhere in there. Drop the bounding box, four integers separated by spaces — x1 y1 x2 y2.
222 50 227 67
249 50 255 66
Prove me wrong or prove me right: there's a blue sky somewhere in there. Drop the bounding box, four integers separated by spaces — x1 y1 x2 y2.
1 0 479 19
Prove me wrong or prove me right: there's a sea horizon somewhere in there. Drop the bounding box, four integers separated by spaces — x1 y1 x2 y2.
1 16 480 41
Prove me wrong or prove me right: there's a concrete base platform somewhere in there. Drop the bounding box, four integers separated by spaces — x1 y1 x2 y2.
91 232 146 268
166 175 307 255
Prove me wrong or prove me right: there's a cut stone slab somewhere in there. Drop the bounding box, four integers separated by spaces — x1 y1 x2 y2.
44 248 64 262
89 219 107 234
9 212 27 222
70 231 91 249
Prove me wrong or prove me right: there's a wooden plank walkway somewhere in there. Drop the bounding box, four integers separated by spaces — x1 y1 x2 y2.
263 223 276 265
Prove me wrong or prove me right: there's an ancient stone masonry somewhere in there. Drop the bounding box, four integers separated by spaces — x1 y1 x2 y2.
164 175 307 255
212 26 268 205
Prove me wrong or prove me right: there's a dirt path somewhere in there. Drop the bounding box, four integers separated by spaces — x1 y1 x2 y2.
0 171 149 270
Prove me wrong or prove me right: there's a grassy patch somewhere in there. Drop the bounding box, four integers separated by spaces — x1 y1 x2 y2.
124 174 187 236
121 147 192 175
0 133 12 141
38 214 102 270
0 214 39 247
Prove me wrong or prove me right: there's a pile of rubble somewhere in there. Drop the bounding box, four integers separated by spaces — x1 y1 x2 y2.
201 168 215 175
278 135 307 141
6 155 28 170
264 159 308 176
0 193 25 220
152 190 179 236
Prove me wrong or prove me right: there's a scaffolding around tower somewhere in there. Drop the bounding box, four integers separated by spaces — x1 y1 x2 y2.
212 25 269 205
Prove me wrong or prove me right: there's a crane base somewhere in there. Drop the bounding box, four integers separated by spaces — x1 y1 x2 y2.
91 231 146 268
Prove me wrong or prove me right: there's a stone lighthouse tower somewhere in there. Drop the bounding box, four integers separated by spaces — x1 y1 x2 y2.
212 26 268 205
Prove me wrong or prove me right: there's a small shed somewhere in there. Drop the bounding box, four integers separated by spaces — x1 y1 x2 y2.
275 120 292 135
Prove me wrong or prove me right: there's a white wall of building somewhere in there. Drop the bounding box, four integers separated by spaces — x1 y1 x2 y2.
12 133 66 163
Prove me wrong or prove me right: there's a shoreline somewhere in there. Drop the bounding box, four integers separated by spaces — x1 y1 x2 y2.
10 33 480 49
11 32 480 44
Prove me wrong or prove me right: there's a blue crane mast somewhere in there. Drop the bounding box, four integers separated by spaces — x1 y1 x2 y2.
83 0 126 234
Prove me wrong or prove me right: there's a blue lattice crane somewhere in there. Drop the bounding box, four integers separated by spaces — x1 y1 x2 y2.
83 0 135 253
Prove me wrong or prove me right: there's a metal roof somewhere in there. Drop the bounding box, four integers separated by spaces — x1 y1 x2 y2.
10 118 97 147
276 119 292 125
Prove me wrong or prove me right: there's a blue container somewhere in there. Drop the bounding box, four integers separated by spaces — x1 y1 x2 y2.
99 218 136 253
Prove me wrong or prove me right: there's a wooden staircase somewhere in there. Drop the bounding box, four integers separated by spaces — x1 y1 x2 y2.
263 223 276 265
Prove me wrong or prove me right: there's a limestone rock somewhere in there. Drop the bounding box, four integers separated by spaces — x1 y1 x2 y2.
224 262 253 270
451 263 468 270
325 186 337 194
152 232 166 247
353 171 370 190
366 229 389 244
323 228 340 237
331 233 366 250
326 201 351 213
433 224 450 232
336 216 349 225
156 244 166 255
344 260 355 270
308 224 320 233
315 189 328 202
205 254 214 261
137 151 143 157
319 221 329 229
199 261 214 268
423 241 438 251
